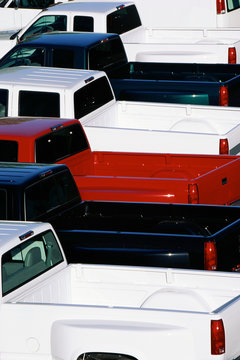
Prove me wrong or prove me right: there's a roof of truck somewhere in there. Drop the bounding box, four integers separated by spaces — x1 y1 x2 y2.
0 162 68 187
0 117 79 137
45 1 133 14
0 66 105 91
0 221 52 251
17 31 118 49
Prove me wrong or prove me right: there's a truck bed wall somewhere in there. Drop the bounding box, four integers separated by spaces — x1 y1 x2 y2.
10 264 240 313
81 102 240 154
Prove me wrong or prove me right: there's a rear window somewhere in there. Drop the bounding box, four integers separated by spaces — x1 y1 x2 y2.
73 16 94 31
35 123 89 163
0 140 18 161
227 0 240 11
2 229 63 296
25 169 79 220
88 37 127 71
19 90 60 117
0 89 8 117
74 76 113 119
107 5 141 35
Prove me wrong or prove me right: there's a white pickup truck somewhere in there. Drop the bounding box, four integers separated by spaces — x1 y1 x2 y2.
2 220 240 360
2 1 240 63
1 65 240 156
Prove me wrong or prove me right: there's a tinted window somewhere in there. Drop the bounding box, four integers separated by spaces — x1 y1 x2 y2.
0 89 8 117
0 189 7 219
0 140 18 161
107 5 141 35
35 124 89 163
74 76 113 119
0 47 45 68
89 37 126 71
25 170 79 220
227 0 240 11
78 354 138 360
73 16 94 31
52 48 74 68
0 0 10 7
12 0 54 8
20 15 67 41
19 91 60 117
2 229 63 296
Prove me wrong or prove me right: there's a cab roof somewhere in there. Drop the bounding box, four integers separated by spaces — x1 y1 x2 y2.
20 31 118 49
0 117 79 137
0 221 53 253
45 1 133 14
0 162 68 187
0 66 105 91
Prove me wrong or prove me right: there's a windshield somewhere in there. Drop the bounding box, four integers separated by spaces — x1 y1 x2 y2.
0 47 45 68
20 15 67 41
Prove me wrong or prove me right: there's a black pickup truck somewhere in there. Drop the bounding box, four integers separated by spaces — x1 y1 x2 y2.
1 31 240 106
1 162 240 272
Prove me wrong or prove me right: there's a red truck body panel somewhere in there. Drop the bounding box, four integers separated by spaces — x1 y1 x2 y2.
0 117 240 205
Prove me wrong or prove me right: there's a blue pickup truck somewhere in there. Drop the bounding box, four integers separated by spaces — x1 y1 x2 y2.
1 31 240 106
1 162 240 272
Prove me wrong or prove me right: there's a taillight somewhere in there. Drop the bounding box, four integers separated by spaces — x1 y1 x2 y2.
204 241 217 270
228 47 236 63
216 0 226 13
211 320 225 355
219 86 228 106
219 138 229 154
188 184 199 204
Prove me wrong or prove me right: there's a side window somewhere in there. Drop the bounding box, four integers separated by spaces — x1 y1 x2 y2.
20 15 67 41
19 90 60 117
52 48 74 68
0 47 45 68
2 229 64 296
107 5 141 35
0 89 8 117
73 16 94 31
0 140 18 161
25 170 79 220
0 189 7 220
74 76 114 119
78 354 138 360
35 124 89 163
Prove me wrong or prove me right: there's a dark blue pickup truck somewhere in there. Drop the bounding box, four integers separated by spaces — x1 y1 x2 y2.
1 31 240 106
1 162 240 272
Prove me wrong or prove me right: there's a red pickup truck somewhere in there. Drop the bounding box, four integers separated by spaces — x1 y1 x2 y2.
1 116 240 205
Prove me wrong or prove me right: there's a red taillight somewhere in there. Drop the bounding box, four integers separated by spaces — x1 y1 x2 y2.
219 138 229 154
204 241 217 270
188 184 199 204
216 0 226 13
219 86 228 106
211 320 225 355
228 47 236 63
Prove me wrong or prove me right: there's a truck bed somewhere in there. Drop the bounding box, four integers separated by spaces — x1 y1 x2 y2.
109 63 240 106
124 28 240 63
81 102 240 154
10 264 240 313
71 152 240 204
